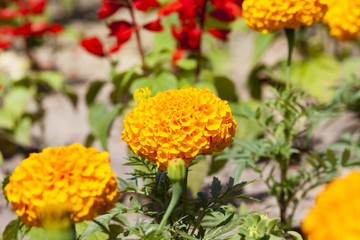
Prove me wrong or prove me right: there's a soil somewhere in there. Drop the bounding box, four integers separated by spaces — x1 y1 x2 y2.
1 0 359 235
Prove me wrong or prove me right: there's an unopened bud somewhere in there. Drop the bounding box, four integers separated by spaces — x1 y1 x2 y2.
167 158 186 182
134 87 152 102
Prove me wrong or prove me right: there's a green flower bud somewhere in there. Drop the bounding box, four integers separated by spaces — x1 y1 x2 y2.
134 87 152 102
167 158 186 182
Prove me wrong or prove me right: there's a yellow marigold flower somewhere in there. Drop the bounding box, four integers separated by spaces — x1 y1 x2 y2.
323 0 360 41
4 143 121 227
242 0 328 33
302 171 360 240
121 88 237 170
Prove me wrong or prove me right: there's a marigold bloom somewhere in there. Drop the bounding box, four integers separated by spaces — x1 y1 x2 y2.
323 0 360 41
5 143 121 227
302 171 360 240
242 0 327 33
121 88 237 170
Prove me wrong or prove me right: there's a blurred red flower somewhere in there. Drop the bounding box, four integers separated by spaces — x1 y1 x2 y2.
80 37 105 57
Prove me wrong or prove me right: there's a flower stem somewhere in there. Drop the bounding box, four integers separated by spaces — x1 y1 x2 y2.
45 222 76 240
127 1 149 76
158 181 182 230
285 28 295 90
194 0 208 84
182 168 188 212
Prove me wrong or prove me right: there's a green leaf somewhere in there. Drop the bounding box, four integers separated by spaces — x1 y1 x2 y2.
130 197 141 210
86 81 106 106
266 218 279 233
27 227 48 240
211 177 222 199
176 59 197 71
38 71 64 91
13 117 31 146
88 103 123 150
233 161 246 182
214 76 238 102
290 54 340 102
2 219 18 240
76 222 108 240
195 81 218 96
0 87 34 129
326 149 337 167
177 231 198 240
310 151 326 168
188 159 209 195
2 174 10 202
288 231 303 240
214 213 235 228
341 149 350 166
151 72 178 94
252 33 275 64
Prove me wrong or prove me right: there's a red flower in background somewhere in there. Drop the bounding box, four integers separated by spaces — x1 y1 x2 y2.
81 37 106 57
0 0 62 52
143 18 163 32
133 0 160 12
0 8 19 20
158 0 242 55
98 0 124 19
108 20 133 44
0 37 12 50
172 22 201 50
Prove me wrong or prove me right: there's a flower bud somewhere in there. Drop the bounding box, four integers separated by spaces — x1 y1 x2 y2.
134 87 151 102
167 158 186 182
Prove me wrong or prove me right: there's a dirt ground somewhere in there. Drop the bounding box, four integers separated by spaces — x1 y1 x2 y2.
1 1 358 235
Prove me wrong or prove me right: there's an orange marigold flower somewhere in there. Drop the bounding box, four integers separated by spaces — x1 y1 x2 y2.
4 143 121 227
121 88 237 170
302 171 360 240
242 0 327 33
323 0 360 41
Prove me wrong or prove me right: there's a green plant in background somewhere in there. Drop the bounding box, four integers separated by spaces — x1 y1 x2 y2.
225 88 360 227
0 0 76 157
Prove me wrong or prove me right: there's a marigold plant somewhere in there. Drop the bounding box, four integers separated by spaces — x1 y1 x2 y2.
323 0 360 41
302 171 360 240
121 88 237 170
4 143 121 227
242 0 327 33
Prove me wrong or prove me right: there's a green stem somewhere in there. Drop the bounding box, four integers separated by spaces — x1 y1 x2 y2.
45 222 76 240
182 168 188 212
158 181 182 230
285 28 295 90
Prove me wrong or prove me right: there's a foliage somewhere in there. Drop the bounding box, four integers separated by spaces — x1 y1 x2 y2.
227 88 360 226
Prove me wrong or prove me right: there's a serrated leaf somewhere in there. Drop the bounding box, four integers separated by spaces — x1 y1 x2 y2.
86 81 106 106
88 103 123 150
210 177 222 200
